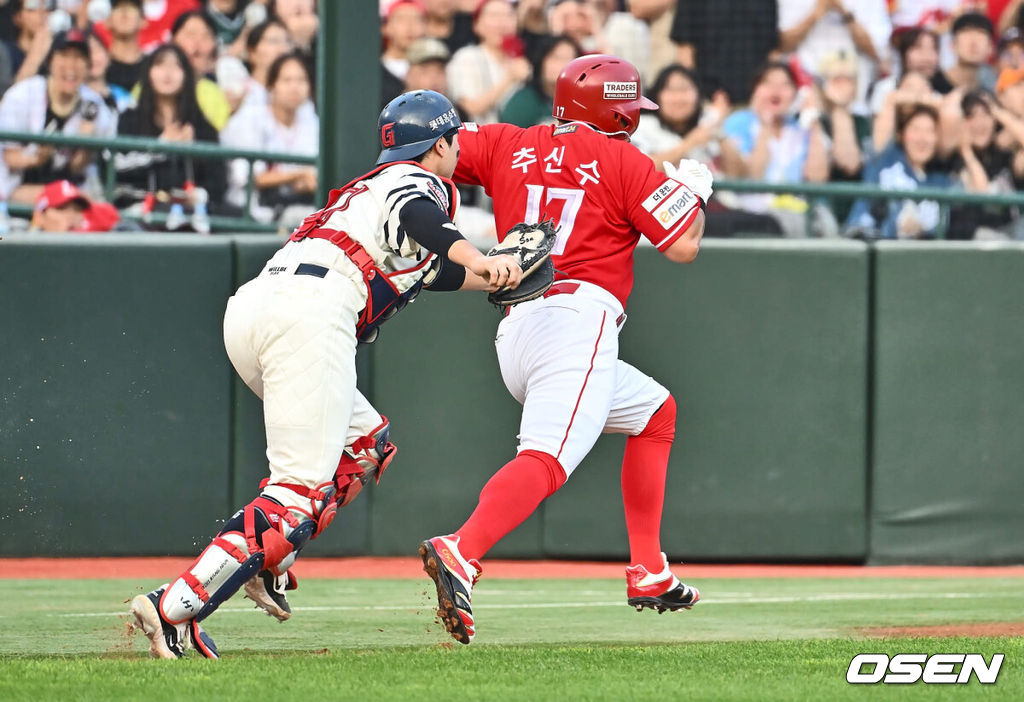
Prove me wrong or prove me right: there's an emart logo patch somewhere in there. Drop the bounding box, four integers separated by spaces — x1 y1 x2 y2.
846 653 1004 684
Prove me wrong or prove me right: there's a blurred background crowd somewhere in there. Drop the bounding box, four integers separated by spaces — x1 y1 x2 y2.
3 0 1024 240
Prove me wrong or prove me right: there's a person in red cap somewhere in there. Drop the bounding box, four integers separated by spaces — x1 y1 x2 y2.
32 179 119 232
420 54 708 645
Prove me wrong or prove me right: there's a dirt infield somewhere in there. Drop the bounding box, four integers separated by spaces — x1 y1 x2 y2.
6 557 1024 580
858 622 1024 638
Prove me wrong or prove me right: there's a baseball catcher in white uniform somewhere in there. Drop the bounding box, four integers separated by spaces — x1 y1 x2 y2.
128 90 525 658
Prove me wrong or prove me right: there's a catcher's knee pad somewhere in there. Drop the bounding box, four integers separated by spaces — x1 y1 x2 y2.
161 491 321 624
330 418 397 511
638 394 676 443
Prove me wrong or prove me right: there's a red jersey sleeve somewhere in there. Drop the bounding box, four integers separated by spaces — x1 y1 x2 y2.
620 146 702 252
453 122 518 191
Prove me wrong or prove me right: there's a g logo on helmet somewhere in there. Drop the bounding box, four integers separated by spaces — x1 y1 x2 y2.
381 122 396 148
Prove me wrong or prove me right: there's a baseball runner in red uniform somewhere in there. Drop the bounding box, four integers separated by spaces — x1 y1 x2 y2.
127 90 525 658
420 55 713 644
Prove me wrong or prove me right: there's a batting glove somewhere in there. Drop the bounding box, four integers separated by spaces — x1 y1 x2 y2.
663 159 714 204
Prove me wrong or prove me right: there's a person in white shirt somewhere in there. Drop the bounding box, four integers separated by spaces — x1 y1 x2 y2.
446 0 529 124
777 0 891 111
221 51 318 222
0 31 116 203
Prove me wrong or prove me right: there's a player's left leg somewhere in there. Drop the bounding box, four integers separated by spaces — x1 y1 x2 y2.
243 391 396 620
604 361 699 612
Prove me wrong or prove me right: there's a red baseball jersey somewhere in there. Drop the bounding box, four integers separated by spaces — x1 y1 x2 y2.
454 122 701 307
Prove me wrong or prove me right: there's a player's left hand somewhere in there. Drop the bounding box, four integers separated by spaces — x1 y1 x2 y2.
664 159 714 204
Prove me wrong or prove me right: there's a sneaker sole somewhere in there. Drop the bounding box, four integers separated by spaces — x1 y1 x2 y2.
243 577 291 622
418 541 471 645
129 595 179 659
627 591 700 614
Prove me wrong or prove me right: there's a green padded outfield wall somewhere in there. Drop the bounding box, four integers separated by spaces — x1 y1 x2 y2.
541 242 871 561
230 236 373 556
870 242 1024 564
0 235 234 556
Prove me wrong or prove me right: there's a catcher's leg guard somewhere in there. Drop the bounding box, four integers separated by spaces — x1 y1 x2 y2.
160 483 332 624
332 417 397 508
239 419 396 620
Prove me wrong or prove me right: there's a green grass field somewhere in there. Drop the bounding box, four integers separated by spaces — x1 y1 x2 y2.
1 576 1020 701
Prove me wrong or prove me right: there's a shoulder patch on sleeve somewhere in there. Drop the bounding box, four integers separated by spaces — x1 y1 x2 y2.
642 180 682 213
646 181 699 230
425 177 449 209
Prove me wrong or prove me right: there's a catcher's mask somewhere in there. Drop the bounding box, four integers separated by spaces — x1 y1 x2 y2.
376 90 463 165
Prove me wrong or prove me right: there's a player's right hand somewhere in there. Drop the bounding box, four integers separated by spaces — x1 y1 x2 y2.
473 254 523 292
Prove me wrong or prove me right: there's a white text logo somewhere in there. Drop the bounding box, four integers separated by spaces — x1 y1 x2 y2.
846 653 1004 685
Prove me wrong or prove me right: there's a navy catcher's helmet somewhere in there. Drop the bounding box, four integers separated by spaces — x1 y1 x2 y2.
376 90 462 165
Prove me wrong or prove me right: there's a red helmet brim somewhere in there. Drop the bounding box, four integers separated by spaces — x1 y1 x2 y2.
639 96 659 111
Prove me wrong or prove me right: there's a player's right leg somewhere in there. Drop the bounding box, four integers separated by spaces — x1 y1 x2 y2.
422 295 619 643
604 361 700 612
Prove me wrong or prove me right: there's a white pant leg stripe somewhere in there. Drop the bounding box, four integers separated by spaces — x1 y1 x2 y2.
556 310 608 461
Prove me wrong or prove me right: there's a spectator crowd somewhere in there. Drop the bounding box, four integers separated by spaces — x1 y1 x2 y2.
3 0 1024 239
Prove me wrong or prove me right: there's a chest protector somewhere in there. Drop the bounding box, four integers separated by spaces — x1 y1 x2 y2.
288 163 456 344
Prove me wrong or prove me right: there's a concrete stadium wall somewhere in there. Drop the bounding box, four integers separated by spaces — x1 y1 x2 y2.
1 235 1021 563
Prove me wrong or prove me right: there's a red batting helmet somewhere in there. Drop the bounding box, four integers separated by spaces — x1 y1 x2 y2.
552 54 658 137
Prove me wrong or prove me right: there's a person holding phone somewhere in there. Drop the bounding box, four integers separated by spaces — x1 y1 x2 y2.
446 0 530 124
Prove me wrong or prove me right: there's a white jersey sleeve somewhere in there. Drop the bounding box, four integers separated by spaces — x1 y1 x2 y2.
312 162 457 295
379 166 453 257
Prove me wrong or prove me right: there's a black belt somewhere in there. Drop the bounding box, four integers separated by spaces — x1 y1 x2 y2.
295 263 329 278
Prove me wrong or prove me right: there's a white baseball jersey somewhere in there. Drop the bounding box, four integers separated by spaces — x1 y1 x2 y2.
280 162 459 295
224 161 460 501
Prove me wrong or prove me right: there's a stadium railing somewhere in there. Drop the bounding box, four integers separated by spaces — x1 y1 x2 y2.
0 129 318 233
4 128 1024 238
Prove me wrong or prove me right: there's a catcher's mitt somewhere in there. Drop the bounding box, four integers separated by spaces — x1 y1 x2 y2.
486 219 558 306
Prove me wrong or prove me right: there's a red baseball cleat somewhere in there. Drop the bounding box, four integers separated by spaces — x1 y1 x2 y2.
626 553 701 613
419 535 482 644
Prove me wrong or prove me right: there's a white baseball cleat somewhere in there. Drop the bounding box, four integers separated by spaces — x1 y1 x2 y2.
243 570 294 622
129 586 219 659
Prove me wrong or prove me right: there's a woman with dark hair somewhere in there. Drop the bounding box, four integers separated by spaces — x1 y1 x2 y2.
846 103 954 239
720 61 829 236
947 89 1024 238
631 64 730 172
171 9 232 129
221 51 317 222
498 34 580 127
268 0 318 55
870 27 949 112
114 43 228 215
236 18 294 111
